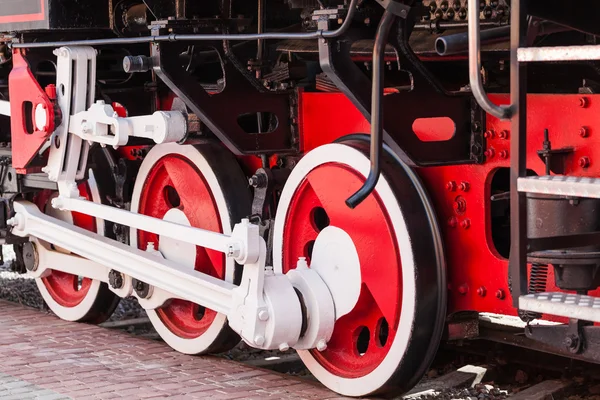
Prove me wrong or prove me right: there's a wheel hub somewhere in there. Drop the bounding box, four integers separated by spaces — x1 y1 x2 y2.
310 226 361 318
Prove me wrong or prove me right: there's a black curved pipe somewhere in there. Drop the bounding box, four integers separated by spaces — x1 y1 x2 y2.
345 9 395 209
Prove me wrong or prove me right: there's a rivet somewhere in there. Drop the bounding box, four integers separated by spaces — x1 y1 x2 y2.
579 156 590 168
484 130 495 139
499 150 509 159
458 284 469 295
580 127 589 138
496 289 505 299
446 181 457 191
448 217 458 228
459 182 470 192
498 130 509 139
579 97 589 108
461 219 471 229
484 148 495 159
477 286 487 297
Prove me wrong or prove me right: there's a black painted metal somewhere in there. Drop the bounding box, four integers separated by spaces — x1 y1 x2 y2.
151 38 296 155
528 0 600 36
525 320 600 361
318 6 480 167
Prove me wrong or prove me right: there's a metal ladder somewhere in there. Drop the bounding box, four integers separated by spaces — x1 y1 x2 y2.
469 0 600 322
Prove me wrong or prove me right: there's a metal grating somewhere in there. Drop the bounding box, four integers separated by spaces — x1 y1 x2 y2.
519 292 600 322
517 176 600 199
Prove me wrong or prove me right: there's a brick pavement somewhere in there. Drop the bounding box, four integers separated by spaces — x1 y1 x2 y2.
0 300 348 399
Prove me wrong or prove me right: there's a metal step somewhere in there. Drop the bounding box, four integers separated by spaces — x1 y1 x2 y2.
517 176 600 199
519 292 600 323
517 45 600 62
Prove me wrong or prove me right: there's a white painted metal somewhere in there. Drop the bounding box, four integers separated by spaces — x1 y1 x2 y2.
518 45 600 62
69 100 187 147
34 103 48 131
44 47 96 195
519 292 600 322
29 240 109 281
310 226 361 318
273 143 418 397
517 175 600 198
10 201 236 315
51 196 250 264
10 200 322 352
287 257 335 350
0 99 9 116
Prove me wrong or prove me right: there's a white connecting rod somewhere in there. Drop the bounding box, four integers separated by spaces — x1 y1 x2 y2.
9 201 235 314
51 196 256 264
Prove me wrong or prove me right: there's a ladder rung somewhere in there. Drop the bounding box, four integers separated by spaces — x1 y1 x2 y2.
517 45 600 62
517 176 600 199
519 292 600 323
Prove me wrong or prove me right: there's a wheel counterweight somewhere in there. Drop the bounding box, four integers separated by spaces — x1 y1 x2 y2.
273 140 446 397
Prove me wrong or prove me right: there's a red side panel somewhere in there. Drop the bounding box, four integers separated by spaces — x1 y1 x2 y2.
298 91 600 320
9 50 56 171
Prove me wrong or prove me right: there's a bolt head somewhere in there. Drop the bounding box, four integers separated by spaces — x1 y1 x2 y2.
279 342 290 352
498 130 509 139
458 182 470 192
258 310 269 321
316 339 327 352
579 97 589 108
448 217 458 228
446 181 457 192
579 156 590 168
458 284 468 295
254 335 265 346
483 130 495 139
461 219 471 229
477 286 487 297
499 150 509 159
484 148 495 158
495 289 505 299
580 127 589 138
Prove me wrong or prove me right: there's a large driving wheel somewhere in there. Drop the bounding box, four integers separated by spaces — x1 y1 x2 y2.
273 139 446 397
130 142 251 354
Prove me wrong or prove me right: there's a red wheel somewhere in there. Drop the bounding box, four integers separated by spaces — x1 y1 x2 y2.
130 143 250 354
273 139 446 397
33 170 120 322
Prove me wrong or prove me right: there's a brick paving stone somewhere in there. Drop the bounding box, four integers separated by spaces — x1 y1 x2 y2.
0 300 348 399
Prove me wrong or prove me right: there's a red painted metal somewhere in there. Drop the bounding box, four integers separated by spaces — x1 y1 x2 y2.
34 184 95 307
281 163 401 377
136 154 224 339
9 50 56 171
297 92 600 320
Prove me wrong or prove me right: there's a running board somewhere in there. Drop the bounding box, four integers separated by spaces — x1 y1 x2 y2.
517 45 600 63
519 292 600 323
517 176 600 199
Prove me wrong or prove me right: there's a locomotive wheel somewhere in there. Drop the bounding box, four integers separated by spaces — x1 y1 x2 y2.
273 139 446 397
33 171 120 323
130 143 251 355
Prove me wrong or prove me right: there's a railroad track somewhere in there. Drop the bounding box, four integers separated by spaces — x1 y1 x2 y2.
1 253 600 399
